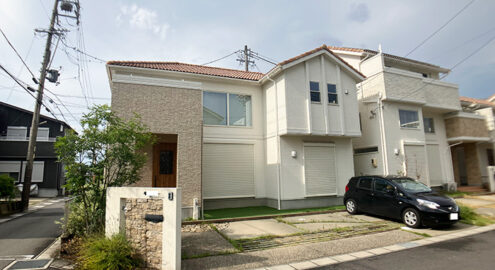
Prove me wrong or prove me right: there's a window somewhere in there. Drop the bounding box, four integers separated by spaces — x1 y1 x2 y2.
203 92 227 125
399 110 419 128
229 94 252 126
374 178 393 193
423 118 435 133
488 149 494 166
309 81 320 102
327 84 338 104
6 126 27 140
358 177 372 190
37 127 49 141
354 147 379 154
159 151 174 174
203 91 252 127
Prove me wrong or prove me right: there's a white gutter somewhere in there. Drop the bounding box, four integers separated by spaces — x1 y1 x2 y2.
266 75 282 210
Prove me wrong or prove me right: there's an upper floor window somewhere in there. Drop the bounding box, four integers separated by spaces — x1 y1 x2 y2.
423 118 435 133
327 84 338 104
203 91 252 127
6 126 27 140
309 81 320 102
37 127 49 141
399 109 419 128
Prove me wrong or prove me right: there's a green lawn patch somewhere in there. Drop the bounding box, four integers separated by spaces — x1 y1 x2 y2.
203 205 345 220
459 204 495 226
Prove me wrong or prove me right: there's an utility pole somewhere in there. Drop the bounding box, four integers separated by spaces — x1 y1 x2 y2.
21 0 59 210
237 45 254 71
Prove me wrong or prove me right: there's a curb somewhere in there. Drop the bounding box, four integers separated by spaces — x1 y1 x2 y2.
0 198 66 224
183 209 346 225
256 224 495 270
35 237 61 260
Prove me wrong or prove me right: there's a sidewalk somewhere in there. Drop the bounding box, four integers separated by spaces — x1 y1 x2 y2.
456 194 495 217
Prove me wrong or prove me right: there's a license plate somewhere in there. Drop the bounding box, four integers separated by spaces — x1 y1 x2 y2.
450 213 458 220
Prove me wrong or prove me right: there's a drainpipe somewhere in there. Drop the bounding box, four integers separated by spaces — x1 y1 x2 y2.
266 75 282 210
377 92 389 175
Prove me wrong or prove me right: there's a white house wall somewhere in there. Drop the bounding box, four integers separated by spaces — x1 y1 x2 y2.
283 55 361 136
279 136 354 199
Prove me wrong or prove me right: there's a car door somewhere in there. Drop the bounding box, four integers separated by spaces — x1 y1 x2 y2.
355 177 374 212
373 178 401 218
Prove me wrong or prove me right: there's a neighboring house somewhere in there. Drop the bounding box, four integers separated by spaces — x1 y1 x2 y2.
329 46 460 190
0 101 72 197
444 96 495 190
106 45 365 217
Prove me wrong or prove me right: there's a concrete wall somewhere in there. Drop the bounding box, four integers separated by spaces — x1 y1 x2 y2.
110 78 202 211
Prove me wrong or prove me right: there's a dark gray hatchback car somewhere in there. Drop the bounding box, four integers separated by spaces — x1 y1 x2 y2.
344 176 459 228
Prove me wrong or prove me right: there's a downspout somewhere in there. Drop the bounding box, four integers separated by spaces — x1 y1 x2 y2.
378 92 389 175
266 75 282 210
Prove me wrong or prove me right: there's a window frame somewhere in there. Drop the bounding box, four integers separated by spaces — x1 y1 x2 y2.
327 83 338 105
399 109 420 129
202 91 252 128
6 126 28 140
309 81 321 103
423 117 435 133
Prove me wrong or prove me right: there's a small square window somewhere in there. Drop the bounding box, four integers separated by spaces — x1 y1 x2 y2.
327 84 338 104
423 117 435 133
310 81 320 102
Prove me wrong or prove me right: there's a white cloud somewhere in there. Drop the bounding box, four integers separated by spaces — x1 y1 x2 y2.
117 4 170 40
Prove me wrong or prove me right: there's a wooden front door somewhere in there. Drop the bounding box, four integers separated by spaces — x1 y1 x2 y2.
153 143 177 187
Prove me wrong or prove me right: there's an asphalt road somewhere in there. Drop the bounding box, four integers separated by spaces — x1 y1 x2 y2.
0 201 63 260
316 230 495 270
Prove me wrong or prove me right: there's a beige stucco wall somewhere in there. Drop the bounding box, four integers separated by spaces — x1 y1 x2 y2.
445 117 489 138
111 82 202 209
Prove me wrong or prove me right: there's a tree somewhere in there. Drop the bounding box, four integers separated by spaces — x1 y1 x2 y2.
55 105 153 235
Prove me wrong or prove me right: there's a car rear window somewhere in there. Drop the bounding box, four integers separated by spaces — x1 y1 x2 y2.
358 178 372 190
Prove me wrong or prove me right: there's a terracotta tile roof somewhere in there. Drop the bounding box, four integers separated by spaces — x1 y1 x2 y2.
328 46 445 70
107 61 264 81
278 45 365 78
460 96 495 107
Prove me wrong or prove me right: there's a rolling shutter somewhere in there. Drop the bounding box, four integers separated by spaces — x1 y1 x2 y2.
202 143 254 199
426 144 443 186
404 144 428 184
304 143 337 196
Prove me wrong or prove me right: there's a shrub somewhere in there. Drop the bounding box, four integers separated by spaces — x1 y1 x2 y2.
0 174 16 200
78 234 142 270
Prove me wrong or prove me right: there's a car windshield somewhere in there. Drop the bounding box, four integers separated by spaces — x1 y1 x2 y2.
390 178 431 193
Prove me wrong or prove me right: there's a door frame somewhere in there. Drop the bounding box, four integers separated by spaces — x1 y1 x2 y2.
152 142 178 188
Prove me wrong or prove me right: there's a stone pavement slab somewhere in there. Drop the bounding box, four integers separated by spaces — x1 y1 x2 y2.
182 231 236 258
217 219 302 240
293 222 365 232
400 222 472 236
456 198 494 207
282 212 363 224
475 207 495 217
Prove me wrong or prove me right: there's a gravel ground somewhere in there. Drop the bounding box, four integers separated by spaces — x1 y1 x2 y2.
182 229 421 270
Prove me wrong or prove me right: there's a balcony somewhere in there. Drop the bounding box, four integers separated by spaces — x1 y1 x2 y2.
360 67 460 112
444 112 490 142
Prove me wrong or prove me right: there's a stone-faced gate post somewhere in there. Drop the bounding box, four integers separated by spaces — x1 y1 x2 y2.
105 187 181 270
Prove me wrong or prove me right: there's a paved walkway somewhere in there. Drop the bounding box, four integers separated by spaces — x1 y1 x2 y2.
456 194 495 217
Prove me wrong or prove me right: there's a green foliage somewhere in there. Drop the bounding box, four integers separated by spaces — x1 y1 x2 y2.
78 234 142 270
0 174 16 200
459 204 495 226
55 105 154 235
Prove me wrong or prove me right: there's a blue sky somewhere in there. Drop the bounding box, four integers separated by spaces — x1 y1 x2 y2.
1 0 494 130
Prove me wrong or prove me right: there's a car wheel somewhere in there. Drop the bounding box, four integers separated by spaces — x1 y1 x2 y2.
403 208 421 228
346 199 358 215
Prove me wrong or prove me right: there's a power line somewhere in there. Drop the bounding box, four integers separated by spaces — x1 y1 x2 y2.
201 50 239 66
0 26 38 81
60 36 105 63
404 0 476 57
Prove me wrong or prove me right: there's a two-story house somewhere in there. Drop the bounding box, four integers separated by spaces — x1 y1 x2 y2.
329 46 460 190
107 45 365 218
0 101 73 197
445 96 495 191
